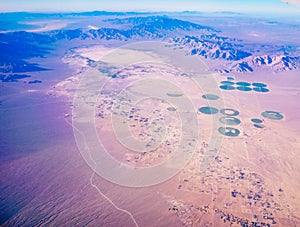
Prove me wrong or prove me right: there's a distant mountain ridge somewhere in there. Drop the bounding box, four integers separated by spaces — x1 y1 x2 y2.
216 55 300 73
172 35 252 61
0 16 217 74
50 16 216 40
105 16 216 31
0 15 300 75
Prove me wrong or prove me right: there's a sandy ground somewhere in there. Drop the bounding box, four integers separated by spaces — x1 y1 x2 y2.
1 44 300 226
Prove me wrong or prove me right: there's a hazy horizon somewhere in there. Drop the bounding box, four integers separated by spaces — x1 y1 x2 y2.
0 0 300 14
1 2 300 225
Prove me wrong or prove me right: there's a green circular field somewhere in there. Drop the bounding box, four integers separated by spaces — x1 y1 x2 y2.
237 86 252 92
261 111 284 120
219 85 235 90
199 106 219 115
220 81 235 85
252 82 267 87
253 87 269 93
220 108 240 116
202 94 220 100
166 93 184 97
218 127 240 137
236 82 251 86
219 116 241 125
251 118 263 123
253 124 264 129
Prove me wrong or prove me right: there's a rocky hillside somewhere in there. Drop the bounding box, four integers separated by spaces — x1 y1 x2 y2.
216 55 300 73
172 35 252 61
1 14 300 75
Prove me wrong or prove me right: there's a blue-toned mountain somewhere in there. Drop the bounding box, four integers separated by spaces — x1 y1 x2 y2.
1 15 300 77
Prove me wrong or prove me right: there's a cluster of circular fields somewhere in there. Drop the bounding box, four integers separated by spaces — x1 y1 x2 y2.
219 108 241 137
198 94 242 137
199 93 220 115
251 118 265 129
219 79 270 93
199 79 284 138
249 111 284 129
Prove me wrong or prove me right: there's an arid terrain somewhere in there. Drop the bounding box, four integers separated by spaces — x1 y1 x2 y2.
1 11 300 226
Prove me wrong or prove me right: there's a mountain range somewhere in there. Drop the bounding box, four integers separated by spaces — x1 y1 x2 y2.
216 55 300 73
0 15 299 76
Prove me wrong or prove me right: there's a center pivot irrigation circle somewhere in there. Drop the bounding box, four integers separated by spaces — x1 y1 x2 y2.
72 41 225 187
